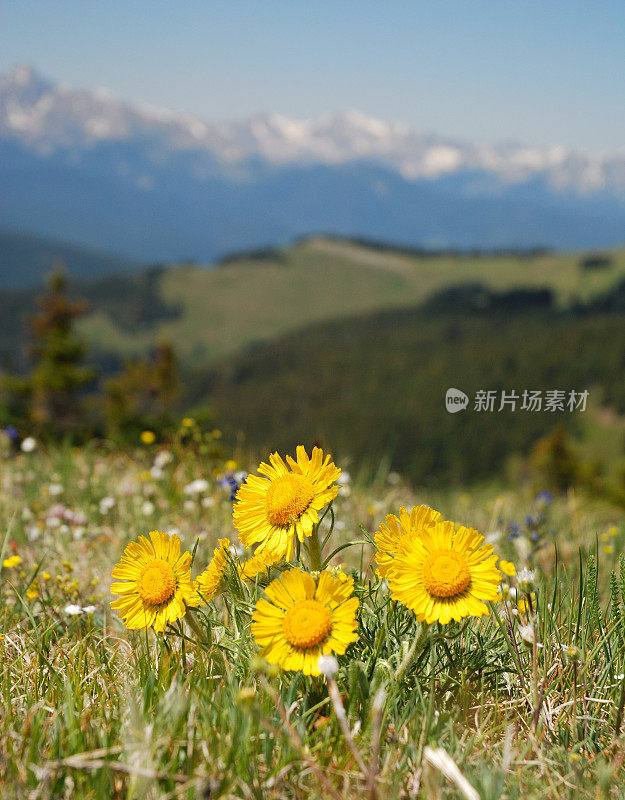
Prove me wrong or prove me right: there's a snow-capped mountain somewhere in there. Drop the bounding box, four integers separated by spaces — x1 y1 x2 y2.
1 64 625 266
3 64 625 192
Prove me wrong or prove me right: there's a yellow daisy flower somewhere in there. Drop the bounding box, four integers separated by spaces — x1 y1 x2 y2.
375 505 442 578
140 430 156 445
110 531 197 632
388 520 501 625
238 549 278 582
499 559 516 577
252 568 359 675
233 446 341 560
194 538 230 603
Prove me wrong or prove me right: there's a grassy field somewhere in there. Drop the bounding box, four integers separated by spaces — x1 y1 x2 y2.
3 435 625 799
74 237 625 367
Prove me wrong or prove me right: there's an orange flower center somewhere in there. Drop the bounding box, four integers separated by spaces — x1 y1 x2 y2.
422 550 471 598
137 560 176 606
283 599 332 648
266 473 315 527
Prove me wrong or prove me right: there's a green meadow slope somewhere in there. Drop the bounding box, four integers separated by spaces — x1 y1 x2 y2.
72 236 625 368
4 236 625 488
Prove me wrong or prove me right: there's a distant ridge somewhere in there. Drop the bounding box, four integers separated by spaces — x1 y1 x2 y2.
0 228 140 288
1 65 625 269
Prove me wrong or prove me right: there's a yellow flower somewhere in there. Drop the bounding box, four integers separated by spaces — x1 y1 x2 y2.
26 587 38 599
110 531 197 632
387 520 501 625
518 593 536 614
194 538 230 603
233 446 341 560
375 505 442 579
609 526 618 537
2 555 22 569
252 568 359 676
499 559 516 577
140 430 156 445
42 572 51 581
181 417 194 428
238 549 279 582
225 459 237 471
604 545 614 555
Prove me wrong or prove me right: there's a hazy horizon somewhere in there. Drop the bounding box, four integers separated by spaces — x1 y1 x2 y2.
2 0 624 152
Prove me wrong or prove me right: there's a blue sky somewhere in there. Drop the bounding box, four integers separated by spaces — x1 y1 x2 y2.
1 0 623 150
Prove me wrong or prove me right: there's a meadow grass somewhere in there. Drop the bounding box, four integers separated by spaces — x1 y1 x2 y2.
2 440 625 799
76 237 625 368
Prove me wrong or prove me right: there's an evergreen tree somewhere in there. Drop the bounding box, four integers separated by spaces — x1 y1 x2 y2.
531 425 581 493
2 265 94 435
104 341 181 440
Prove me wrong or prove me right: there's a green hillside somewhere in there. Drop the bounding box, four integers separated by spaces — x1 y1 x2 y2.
4 236 625 487
198 300 625 487
74 236 625 368
0 229 140 289
3 235 625 371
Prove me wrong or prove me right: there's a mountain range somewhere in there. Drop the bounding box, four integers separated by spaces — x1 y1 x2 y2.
1 64 625 271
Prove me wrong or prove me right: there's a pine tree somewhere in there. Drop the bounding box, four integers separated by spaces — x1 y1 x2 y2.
3 265 94 436
104 341 181 440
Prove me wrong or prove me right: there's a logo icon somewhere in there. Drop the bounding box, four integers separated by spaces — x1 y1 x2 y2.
445 388 469 413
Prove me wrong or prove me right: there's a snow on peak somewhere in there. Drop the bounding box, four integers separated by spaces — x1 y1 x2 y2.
0 65 624 196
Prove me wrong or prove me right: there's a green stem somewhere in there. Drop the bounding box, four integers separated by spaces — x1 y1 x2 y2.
395 622 429 685
185 607 210 645
308 524 323 572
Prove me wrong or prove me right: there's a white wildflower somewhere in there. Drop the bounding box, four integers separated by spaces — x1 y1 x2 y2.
562 644 582 663
64 604 83 616
99 496 115 514
518 623 542 647
141 500 155 516
517 568 536 593
154 449 173 468
317 655 339 679
20 437 37 453
183 479 209 495
26 525 40 542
